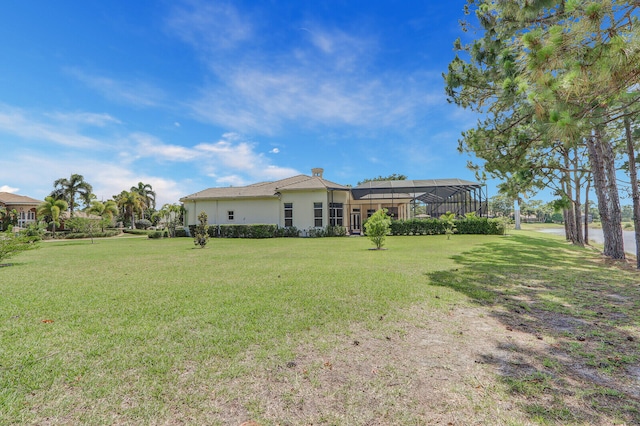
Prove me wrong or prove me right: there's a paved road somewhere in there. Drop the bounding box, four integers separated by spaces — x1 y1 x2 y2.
537 227 638 254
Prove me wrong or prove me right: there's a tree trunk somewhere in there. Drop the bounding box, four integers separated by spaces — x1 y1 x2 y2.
624 116 640 268
601 129 625 259
584 178 590 244
587 132 613 254
561 159 578 244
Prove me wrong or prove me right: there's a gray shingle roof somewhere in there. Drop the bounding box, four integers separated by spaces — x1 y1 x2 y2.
181 174 350 201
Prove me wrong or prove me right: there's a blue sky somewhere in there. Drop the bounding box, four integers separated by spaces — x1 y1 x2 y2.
0 1 488 207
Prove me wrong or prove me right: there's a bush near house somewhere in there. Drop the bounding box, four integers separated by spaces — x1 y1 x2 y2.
188 224 301 239
389 217 505 236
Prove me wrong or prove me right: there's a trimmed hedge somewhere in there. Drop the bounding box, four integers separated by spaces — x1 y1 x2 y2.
63 230 121 239
185 219 504 239
123 229 151 236
148 230 168 239
389 217 505 236
188 224 301 239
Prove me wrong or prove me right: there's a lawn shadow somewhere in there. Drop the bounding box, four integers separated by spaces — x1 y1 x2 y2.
427 233 640 424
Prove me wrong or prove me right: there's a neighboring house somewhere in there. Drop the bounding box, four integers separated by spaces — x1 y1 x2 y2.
181 168 486 235
0 192 42 229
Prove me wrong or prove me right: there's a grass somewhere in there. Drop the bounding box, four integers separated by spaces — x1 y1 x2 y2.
1 231 640 424
1 234 482 424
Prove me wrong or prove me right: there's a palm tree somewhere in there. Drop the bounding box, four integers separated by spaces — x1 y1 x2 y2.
131 182 156 220
156 203 183 237
117 190 143 229
52 174 93 217
37 196 68 237
88 200 119 231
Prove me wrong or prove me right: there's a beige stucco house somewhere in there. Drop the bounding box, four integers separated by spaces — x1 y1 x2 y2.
0 192 42 229
181 169 420 235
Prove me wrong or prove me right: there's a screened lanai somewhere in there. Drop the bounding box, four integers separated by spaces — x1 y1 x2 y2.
351 179 487 218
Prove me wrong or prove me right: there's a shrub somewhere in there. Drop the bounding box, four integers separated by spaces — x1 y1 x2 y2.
123 229 151 235
275 226 300 237
64 230 120 239
193 211 210 248
135 219 152 230
148 230 167 239
365 209 391 249
174 227 188 237
20 222 47 241
0 230 39 263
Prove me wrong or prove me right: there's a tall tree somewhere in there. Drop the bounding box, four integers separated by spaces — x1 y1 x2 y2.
130 182 156 219
116 190 143 229
445 0 640 259
37 196 68 237
87 200 118 232
52 174 93 217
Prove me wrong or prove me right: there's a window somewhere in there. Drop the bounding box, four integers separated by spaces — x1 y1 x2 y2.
314 202 323 227
284 203 293 227
329 202 343 226
367 209 376 218
228 210 234 221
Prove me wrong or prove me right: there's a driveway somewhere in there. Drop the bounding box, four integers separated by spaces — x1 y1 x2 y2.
537 227 638 255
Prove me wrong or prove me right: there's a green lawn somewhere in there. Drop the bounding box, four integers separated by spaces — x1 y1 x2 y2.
1 232 639 424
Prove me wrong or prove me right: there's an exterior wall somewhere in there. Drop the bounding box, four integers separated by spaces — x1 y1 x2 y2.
182 189 411 235
183 198 280 227
279 190 350 231
0 203 39 229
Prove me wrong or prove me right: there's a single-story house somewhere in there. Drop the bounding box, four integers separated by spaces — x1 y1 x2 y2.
0 192 42 229
180 169 486 235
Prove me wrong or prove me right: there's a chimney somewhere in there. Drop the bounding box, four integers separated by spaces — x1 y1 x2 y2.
311 168 324 178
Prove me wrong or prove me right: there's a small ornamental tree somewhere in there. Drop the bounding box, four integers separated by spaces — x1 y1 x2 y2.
364 208 391 250
193 211 210 248
440 211 456 240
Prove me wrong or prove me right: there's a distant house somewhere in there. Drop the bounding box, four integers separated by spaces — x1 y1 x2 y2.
181 168 486 235
0 192 42 229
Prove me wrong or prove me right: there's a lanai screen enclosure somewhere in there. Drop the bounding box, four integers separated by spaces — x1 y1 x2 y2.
351 179 487 218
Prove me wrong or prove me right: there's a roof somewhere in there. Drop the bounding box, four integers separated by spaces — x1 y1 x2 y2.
0 192 43 206
181 174 350 201
351 179 483 203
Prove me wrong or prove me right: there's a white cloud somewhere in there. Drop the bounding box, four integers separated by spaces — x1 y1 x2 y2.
67 68 165 108
0 105 107 148
269 148 280 154
130 133 199 162
189 67 441 134
166 0 252 51
0 185 19 193
45 112 121 127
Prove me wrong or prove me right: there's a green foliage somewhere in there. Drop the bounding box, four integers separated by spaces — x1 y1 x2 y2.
390 217 505 236
439 212 457 239
135 219 152 229
64 217 100 233
365 208 391 249
193 211 210 248
357 173 407 186
274 226 300 237
307 225 347 237
52 173 93 214
20 222 47 241
37 196 69 237
148 230 167 239
0 230 39 263
174 227 188 238
123 228 152 235
64 231 120 239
